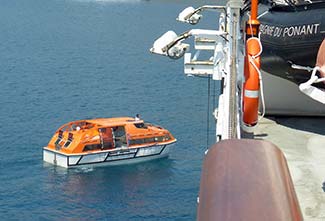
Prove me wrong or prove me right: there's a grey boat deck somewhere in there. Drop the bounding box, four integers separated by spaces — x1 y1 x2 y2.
255 117 325 221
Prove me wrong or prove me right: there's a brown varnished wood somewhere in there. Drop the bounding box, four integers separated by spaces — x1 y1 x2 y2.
197 139 303 221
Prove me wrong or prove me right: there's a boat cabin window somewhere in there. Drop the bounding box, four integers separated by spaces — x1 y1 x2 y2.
155 136 164 142
129 139 145 145
99 127 115 149
113 126 127 147
83 144 101 152
128 135 171 146
144 137 155 143
113 126 125 136
164 134 171 141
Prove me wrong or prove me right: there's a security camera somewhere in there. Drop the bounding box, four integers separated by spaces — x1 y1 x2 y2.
150 30 189 59
177 6 202 25
150 31 178 55
167 43 189 59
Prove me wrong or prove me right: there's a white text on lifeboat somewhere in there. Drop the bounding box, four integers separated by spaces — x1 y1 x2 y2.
260 23 320 38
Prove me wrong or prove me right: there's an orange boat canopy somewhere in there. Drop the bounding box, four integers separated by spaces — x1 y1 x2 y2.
46 117 176 154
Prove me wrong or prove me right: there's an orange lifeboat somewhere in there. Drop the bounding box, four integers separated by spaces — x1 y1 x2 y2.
43 117 176 168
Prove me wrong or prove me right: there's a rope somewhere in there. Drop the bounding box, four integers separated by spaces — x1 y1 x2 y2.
206 76 211 148
213 79 216 111
310 66 325 83
249 15 254 38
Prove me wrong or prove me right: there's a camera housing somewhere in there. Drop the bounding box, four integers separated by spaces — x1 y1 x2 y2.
150 31 189 59
177 6 202 25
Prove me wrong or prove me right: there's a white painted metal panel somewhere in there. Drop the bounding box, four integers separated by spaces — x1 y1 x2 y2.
78 152 108 164
43 150 55 164
106 154 134 161
43 143 174 168
68 155 81 165
56 154 68 168
136 145 164 157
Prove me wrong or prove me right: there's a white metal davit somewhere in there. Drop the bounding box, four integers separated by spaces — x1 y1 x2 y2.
150 0 244 140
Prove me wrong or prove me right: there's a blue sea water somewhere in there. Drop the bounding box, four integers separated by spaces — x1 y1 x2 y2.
0 0 220 220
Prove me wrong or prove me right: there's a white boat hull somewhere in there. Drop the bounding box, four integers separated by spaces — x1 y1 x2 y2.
262 70 325 116
43 143 174 168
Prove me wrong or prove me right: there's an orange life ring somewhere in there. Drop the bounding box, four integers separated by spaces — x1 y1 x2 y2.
243 38 261 126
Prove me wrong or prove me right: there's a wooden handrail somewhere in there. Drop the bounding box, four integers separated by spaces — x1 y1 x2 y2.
197 139 303 221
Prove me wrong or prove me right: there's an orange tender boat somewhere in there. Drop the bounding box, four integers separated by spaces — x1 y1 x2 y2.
43 117 177 168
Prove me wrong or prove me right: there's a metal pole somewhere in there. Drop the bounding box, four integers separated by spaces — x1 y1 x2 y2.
227 0 242 139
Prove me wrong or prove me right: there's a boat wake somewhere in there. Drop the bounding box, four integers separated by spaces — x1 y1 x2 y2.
74 167 94 173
